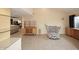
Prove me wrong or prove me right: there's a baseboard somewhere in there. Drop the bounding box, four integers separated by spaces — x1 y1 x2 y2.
36 34 47 36
36 33 65 35
23 33 66 36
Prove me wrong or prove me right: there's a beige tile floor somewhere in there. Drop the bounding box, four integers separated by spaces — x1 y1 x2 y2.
22 35 79 50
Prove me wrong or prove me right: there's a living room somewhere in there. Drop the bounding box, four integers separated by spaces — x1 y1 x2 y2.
0 8 79 50
21 8 79 50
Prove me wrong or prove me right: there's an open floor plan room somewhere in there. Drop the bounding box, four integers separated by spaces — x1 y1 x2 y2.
0 8 79 50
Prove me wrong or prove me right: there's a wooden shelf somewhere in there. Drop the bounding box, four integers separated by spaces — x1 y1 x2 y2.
22 26 37 35
65 28 79 39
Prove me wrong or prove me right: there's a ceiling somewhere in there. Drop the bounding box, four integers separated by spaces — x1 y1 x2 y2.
11 8 32 17
11 8 79 17
63 8 79 12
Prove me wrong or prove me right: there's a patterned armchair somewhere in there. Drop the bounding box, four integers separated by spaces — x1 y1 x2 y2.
45 25 60 39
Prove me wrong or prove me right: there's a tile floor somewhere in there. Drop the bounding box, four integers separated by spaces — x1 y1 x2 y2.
22 35 79 50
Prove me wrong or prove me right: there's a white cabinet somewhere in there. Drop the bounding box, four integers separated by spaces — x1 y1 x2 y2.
6 39 21 50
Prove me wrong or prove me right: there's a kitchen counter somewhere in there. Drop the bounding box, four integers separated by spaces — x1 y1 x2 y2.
0 37 21 50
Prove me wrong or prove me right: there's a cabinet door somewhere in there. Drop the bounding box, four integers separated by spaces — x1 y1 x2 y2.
32 28 37 34
65 28 71 36
74 30 79 39
0 9 10 41
26 28 30 33
70 29 74 36
0 15 10 41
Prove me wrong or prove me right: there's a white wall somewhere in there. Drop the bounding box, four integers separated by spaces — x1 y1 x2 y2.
33 9 68 34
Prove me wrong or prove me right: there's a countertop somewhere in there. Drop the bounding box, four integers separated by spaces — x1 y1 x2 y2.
0 37 21 50
72 28 79 30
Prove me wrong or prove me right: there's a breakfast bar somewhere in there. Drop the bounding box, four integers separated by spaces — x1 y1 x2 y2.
0 38 21 50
